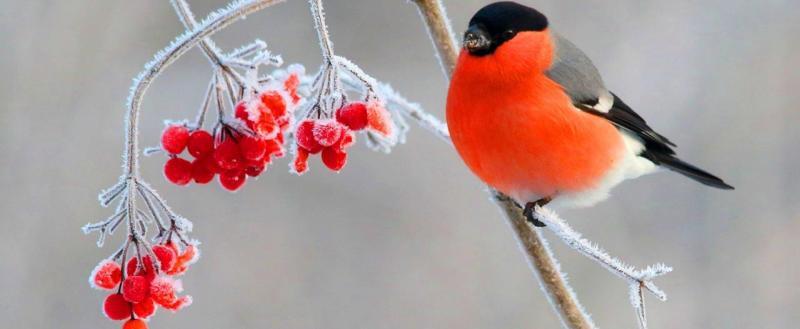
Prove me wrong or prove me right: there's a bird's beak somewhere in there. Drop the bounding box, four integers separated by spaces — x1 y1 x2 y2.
464 25 492 55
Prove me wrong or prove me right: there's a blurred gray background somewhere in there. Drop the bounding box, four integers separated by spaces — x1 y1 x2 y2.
1 0 798 328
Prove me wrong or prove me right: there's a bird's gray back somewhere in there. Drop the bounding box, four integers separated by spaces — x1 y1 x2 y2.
545 32 611 108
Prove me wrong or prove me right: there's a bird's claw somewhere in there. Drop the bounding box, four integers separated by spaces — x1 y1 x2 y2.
523 201 547 227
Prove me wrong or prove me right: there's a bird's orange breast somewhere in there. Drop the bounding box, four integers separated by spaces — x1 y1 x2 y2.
446 41 625 202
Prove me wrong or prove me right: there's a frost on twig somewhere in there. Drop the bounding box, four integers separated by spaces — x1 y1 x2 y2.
532 205 672 328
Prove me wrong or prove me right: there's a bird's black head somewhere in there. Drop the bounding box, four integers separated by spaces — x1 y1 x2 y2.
464 1 549 56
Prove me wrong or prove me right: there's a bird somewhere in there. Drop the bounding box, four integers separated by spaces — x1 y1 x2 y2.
446 1 733 226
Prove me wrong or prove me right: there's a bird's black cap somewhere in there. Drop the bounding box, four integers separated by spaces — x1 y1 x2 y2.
464 1 549 55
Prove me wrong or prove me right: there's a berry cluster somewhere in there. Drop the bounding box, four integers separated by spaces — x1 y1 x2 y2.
90 241 199 329
292 100 393 174
160 72 300 191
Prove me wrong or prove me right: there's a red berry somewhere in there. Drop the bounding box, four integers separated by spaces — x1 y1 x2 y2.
292 148 309 175
321 147 348 172
191 157 215 184
239 136 267 161
284 73 301 104
176 244 199 267
164 157 192 186
245 162 265 177
214 140 243 170
126 256 155 281
336 102 369 130
187 130 214 158
161 125 190 154
166 243 199 276
253 109 279 138
260 90 287 119
331 130 356 152
103 293 131 321
312 120 344 147
152 245 177 272
366 101 393 136
265 139 284 158
123 319 149 329
163 295 193 312
295 120 323 153
235 101 249 122
149 276 180 307
219 169 246 191
90 259 122 290
122 275 149 303
132 297 156 319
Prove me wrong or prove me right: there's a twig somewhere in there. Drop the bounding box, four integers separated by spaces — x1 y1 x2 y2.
533 206 672 329
410 0 459 78
493 193 596 328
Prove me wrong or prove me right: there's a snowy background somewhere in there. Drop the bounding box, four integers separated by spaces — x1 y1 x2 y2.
1 0 798 328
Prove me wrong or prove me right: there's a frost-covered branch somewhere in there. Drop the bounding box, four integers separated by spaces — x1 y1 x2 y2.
410 0 459 78
493 193 596 328
532 206 672 328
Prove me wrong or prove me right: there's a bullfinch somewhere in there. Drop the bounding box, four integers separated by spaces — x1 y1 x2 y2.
446 1 733 226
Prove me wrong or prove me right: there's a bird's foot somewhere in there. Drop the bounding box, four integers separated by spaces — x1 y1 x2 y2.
523 197 552 227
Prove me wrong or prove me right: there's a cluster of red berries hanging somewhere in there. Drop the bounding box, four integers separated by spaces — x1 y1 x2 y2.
159 70 301 191
292 99 394 174
90 240 199 329
87 1 409 327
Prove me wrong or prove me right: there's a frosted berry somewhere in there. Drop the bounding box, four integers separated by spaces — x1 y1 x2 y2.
284 72 301 104
261 90 287 119
321 147 348 172
161 125 190 154
163 295 193 312
126 256 155 281
296 120 323 153
191 157 215 184
164 157 192 186
219 169 246 191
234 101 249 122
331 130 355 152
103 293 131 321
91 259 122 290
292 148 310 175
312 120 344 147
122 275 149 303
177 244 199 266
239 136 267 161
123 319 149 329
187 130 214 158
167 244 198 276
213 140 243 170
132 297 156 319
264 139 284 158
253 108 279 138
152 245 177 272
150 276 181 307
366 101 393 136
336 102 368 130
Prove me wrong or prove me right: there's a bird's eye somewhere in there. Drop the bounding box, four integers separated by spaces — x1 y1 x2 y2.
502 29 516 40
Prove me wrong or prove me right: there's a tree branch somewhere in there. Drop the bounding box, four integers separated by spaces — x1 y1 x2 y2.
410 1 595 328
410 0 458 79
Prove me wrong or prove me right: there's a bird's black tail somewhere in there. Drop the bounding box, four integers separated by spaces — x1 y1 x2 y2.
642 151 734 190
